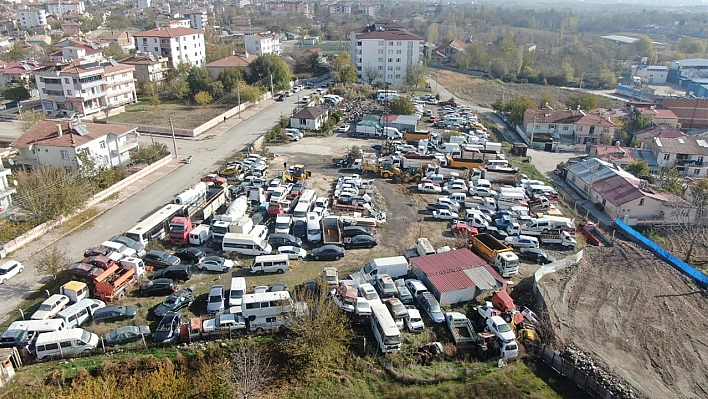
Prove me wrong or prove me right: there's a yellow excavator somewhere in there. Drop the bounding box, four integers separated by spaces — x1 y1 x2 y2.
281 164 309 183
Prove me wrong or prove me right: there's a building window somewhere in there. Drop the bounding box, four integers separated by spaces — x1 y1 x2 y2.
67 90 72 96
378 41 384 46
577 126 583 131
395 66 401 71
378 66 383 71
396 58 401 62
378 57 383 62
563 126 569 131
388 50 393 54
602 199 606 206
663 154 670 160
378 49 383 54
387 74 392 78
154 47 158 52
61 150 69 160
397 41 402 46
639 198 645 206
395 74 400 78
64 78 69 83
388 66 393 71
589 126 596 134
549 124 556 129
396 50 402 54
388 41 393 45
388 58 392 62
602 127 610 134
694 169 701 175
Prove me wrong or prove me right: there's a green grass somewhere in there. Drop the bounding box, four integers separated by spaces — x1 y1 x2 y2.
510 158 551 184
107 102 232 129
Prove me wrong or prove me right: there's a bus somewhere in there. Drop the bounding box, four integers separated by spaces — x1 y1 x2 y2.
242 291 293 321
125 204 184 246
369 301 401 353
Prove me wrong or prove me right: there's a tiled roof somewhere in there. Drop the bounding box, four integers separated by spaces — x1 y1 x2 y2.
292 107 327 120
135 27 203 38
567 158 636 183
524 109 615 127
411 249 503 293
119 54 165 65
634 124 685 142
206 53 258 68
411 248 487 275
11 120 137 149
592 175 678 206
356 30 423 41
651 136 708 156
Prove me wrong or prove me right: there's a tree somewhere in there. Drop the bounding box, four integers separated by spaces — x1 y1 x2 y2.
404 64 426 87
329 52 356 84
194 90 213 105
362 64 380 85
668 178 708 264
426 23 439 45
187 67 215 98
5 42 26 62
3 86 30 102
451 51 472 70
657 166 684 196
625 160 649 178
132 142 170 164
489 58 508 79
507 95 537 125
102 42 127 60
248 54 292 91
13 165 89 223
35 245 70 280
218 68 246 94
566 93 599 111
227 341 273 399
80 16 100 32
19 110 46 134
148 92 160 110
389 97 416 115
633 35 654 57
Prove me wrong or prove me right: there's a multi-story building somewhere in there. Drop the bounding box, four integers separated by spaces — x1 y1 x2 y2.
631 65 668 84
137 0 151 9
134 27 205 68
46 0 85 16
329 3 352 14
119 53 169 83
11 120 139 171
48 45 104 63
667 58 708 84
522 109 616 146
34 59 136 117
0 60 41 90
18 9 47 29
184 9 207 31
0 154 14 213
155 18 191 29
264 1 309 16
244 33 280 56
350 20 423 87
647 135 708 178
103 31 135 52
359 3 380 17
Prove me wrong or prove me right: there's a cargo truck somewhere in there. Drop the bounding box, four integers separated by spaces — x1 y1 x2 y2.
469 233 519 278
168 216 193 245
321 216 342 245
539 230 577 249
181 314 246 342
349 256 409 286
446 312 476 348
93 265 136 303
403 130 432 143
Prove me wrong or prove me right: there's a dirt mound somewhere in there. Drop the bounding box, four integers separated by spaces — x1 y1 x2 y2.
539 240 708 399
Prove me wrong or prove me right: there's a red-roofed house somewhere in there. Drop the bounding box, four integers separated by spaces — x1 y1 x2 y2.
410 249 506 305
103 31 135 52
631 103 679 128
206 51 259 79
588 144 659 172
60 21 80 36
634 124 686 149
522 109 616 146
134 27 205 68
290 107 328 130
10 119 139 170
431 39 468 64
0 60 41 89
119 53 168 83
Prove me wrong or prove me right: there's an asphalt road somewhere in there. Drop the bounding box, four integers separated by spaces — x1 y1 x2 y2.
0 88 318 320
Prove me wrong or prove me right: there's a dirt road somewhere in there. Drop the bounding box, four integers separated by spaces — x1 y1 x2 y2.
539 240 708 399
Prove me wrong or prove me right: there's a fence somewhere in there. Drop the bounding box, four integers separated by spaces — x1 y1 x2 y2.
1 155 173 257
532 250 583 296
541 345 613 399
614 219 708 288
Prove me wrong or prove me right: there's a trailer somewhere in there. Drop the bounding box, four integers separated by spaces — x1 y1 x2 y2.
180 314 246 342
322 216 342 245
446 312 475 348
579 222 613 246
93 265 136 303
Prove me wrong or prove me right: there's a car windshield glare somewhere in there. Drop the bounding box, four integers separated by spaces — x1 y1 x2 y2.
498 323 511 333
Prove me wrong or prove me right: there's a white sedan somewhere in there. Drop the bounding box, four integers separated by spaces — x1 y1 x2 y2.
418 182 442 193
470 187 498 197
338 124 350 133
432 209 459 220
198 256 235 273
444 183 468 194
0 261 23 284
277 246 307 260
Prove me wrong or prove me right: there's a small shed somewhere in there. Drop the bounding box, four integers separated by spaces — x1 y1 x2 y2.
410 249 506 306
0 348 21 387
389 115 418 133
511 142 528 157
289 107 328 131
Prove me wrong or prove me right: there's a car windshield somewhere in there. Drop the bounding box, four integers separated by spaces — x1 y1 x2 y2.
164 297 177 306
357 301 369 309
429 303 441 313
384 334 401 345
230 290 243 299
209 295 221 303
38 304 54 311
497 323 512 333
0 269 7 275
107 330 119 340
81 330 92 344
391 302 405 313
156 320 172 332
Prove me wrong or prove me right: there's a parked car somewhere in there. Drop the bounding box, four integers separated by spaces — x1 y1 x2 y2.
519 248 556 264
394 278 414 304
417 292 444 323
268 233 303 249
450 221 478 236
140 278 177 297
342 226 373 238
0 261 23 284
311 245 345 261
153 264 192 281
290 181 307 197
338 124 350 133
470 187 497 198
433 209 459 220
105 325 151 346
277 246 307 260
93 305 138 323
143 250 181 269
343 234 378 249
207 285 226 315
197 256 235 273
486 315 516 342
154 312 183 344
292 220 307 239
31 294 70 320
418 182 442 194
269 282 288 292
504 235 539 249
405 306 425 333
154 289 194 317
173 247 205 264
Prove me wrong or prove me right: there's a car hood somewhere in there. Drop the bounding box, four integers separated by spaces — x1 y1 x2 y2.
431 312 445 323
153 329 176 343
154 304 176 317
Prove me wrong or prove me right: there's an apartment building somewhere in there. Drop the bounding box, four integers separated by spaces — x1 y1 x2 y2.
264 1 309 16
350 20 423 87
18 9 47 29
119 53 169 83
522 109 616 146
46 0 85 16
184 9 207 31
134 27 205 68
244 33 280 56
34 59 136 117
329 3 352 14
359 3 380 17
0 60 41 89
647 135 708 178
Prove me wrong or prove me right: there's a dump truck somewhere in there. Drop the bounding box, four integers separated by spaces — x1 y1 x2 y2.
443 154 485 169
93 265 136 303
446 312 475 348
469 233 519 278
403 130 432 143
579 222 613 246
322 216 342 245
181 314 246 342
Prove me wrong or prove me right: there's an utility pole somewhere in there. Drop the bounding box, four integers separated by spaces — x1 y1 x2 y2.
270 74 274 97
580 71 585 90
169 118 178 158
237 83 242 118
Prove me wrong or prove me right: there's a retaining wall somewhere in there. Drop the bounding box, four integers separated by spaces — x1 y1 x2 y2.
541 345 613 399
1 155 173 257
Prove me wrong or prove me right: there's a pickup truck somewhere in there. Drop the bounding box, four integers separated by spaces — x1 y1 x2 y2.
182 314 246 342
579 222 613 246
539 230 577 249
446 311 475 348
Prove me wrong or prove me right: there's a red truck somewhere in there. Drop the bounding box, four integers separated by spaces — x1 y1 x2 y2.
93 265 136 303
169 216 193 245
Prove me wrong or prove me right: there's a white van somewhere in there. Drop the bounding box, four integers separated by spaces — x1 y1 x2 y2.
416 238 435 257
247 314 289 333
306 213 322 243
250 254 290 274
526 184 557 198
59 281 89 303
8 319 67 336
229 277 246 308
35 328 99 360
222 233 272 256
189 224 211 245
486 159 509 169
383 127 402 139
438 142 461 155
57 299 105 328
299 189 317 206
292 203 310 222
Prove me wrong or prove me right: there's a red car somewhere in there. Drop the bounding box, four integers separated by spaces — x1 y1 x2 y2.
451 221 478 236
201 174 227 186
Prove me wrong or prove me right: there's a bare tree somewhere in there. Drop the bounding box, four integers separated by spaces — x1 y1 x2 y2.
19 110 46 134
668 178 708 264
35 244 70 280
363 65 380 85
228 340 273 399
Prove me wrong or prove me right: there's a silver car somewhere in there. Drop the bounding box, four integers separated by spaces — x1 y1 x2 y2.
207 285 225 315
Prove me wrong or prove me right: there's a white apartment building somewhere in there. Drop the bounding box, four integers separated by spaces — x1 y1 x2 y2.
359 3 380 17
0 154 15 213
19 9 47 29
244 33 280 56
34 60 136 117
184 9 207 31
119 53 169 83
329 3 352 14
134 27 206 68
155 19 191 29
632 65 668 85
137 0 151 9
46 0 86 16
350 21 422 87
48 45 104 63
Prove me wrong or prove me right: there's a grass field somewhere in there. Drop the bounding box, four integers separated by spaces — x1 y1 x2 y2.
107 101 233 129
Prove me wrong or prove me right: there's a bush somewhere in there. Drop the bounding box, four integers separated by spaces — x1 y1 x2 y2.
132 143 170 165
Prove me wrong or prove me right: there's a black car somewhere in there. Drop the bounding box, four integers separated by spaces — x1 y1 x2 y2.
519 249 556 265
140 278 177 296
311 245 345 261
296 279 321 298
153 264 192 282
342 226 373 238
154 288 194 317
0 329 34 349
269 282 288 292
143 250 181 269
483 226 509 241
292 220 307 239
343 234 378 249
153 312 183 344
268 233 302 248
105 325 151 346
173 247 205 264
93 305 138 323
276 95 285 102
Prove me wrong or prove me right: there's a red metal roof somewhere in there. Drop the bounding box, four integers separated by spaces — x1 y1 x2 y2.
428 270 473 292
411 248 487 276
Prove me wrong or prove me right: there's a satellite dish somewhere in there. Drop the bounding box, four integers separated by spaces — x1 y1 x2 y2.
12 180 17 186
7 159 14 165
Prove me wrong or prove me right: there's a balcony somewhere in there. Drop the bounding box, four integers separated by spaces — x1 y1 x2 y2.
110 139 139 157
676 159 705 167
